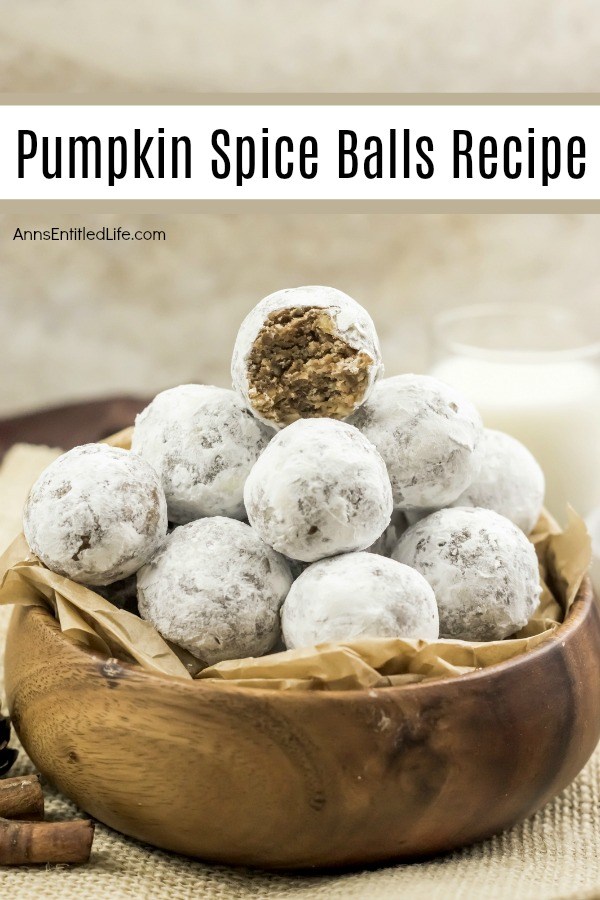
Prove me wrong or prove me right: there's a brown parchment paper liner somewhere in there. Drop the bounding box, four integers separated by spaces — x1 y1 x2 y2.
0 426 592 691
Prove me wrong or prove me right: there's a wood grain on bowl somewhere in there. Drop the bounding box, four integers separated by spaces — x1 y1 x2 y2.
4 578 600 870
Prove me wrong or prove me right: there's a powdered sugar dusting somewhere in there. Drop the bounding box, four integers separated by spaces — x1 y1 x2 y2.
244 418 393 563
349 374 483 510
131 384 273 524
392 506 541 641
23 443 168 586
281 551 439 649
137 516 293 664
449 428 545 533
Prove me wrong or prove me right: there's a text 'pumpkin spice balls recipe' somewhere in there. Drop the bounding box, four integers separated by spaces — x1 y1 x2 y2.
21 285 545 663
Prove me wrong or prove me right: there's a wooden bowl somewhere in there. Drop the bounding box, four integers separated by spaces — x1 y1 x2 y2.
4 577 600 870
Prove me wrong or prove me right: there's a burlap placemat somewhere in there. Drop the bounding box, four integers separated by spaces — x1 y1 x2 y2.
1 445 599 900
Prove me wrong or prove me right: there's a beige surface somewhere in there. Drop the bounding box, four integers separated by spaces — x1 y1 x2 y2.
1 439 600 899
1 1 600 93
1 213 600 418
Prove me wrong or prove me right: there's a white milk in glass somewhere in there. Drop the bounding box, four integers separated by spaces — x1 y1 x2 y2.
429 306 600 524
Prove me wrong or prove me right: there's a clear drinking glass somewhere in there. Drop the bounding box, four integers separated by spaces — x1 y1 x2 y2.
429 303 600 523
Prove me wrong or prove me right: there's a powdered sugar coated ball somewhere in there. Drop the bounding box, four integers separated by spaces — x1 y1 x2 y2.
449 429 545 533
244 418 393 563
349 374 483 510
392 507 541 641
23 444 167 586
131 384 273 525
231 286 384 428
137 517 293 664
281 551 439 649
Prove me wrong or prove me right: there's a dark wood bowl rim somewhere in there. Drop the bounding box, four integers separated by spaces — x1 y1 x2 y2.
12 576 595 702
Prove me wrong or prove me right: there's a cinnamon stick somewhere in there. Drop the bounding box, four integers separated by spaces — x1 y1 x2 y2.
0 774 44 820
0 816 95 865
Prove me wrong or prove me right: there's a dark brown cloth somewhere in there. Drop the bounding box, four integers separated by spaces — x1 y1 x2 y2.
0 397 149 460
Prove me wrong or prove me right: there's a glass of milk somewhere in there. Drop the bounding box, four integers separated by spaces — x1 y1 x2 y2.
429 304 600 524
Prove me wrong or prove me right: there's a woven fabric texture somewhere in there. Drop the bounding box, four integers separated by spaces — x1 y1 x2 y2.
0 446 599 900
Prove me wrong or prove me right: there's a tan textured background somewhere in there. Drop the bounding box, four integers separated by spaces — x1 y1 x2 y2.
1 1 600 93
2 212 600 418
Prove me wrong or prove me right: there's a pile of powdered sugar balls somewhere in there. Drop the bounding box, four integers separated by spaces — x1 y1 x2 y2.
23 285 546 663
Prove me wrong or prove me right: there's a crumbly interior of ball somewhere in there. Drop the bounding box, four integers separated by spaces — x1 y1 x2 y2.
246 307 373 426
